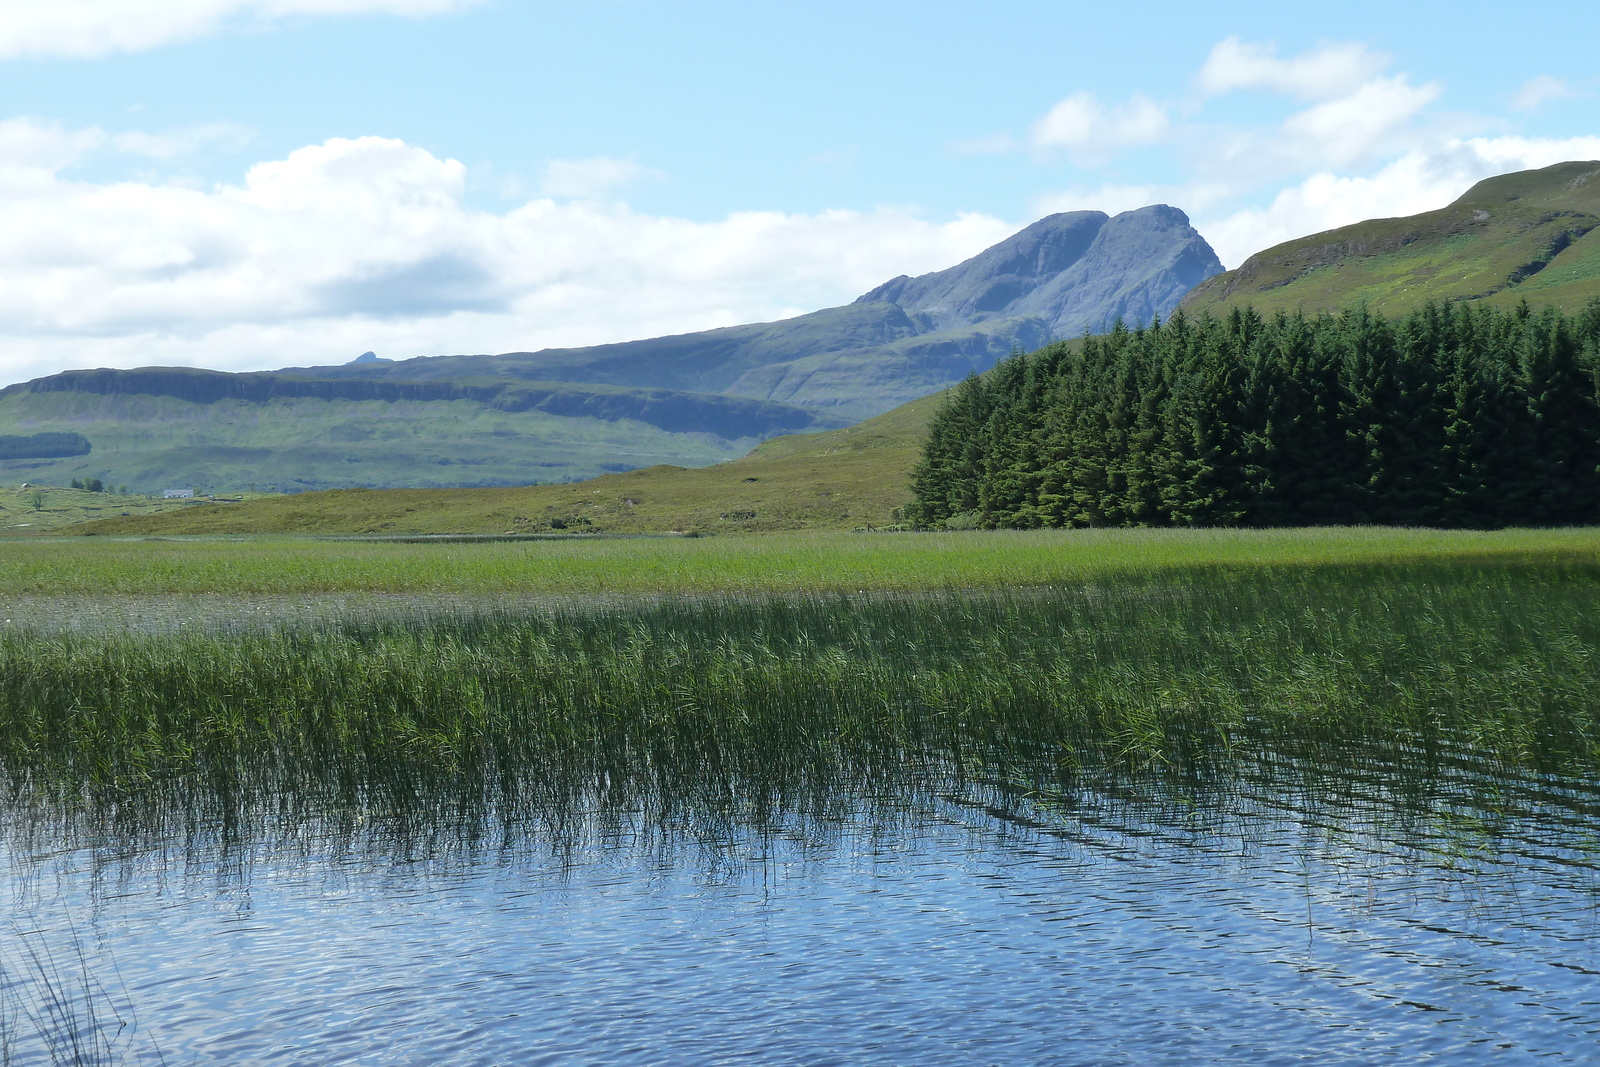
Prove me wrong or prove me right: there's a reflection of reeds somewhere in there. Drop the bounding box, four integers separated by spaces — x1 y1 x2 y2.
2 563 1597 847
0 920 158 1067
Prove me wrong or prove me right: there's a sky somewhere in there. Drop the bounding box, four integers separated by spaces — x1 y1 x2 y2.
0 0 1597 387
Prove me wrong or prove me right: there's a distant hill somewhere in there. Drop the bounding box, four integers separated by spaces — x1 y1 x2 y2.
63 392 941 537
1 207 1221 494
1181 160 1600 318
0 369 845 495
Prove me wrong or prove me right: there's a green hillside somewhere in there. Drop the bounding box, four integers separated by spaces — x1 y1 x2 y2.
2 484 242 534
0 374 839 495
62 391 938 537
1181 161 1600 318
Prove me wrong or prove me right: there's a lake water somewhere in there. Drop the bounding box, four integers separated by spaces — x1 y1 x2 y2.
5 757 1600 1066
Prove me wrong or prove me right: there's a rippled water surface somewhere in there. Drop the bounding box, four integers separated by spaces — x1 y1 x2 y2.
6 766 1600 1067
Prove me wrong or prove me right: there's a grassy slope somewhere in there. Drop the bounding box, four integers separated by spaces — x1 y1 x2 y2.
1180 161 1600 318
0 485 240 534
60 393 937 537
0 390 760 495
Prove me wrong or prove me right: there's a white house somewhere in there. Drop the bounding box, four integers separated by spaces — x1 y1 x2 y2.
163 488 194 499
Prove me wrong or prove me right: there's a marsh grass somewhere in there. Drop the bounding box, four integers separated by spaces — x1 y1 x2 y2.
4 526 1600 597
4 550 1599 1067
3 560 1598 854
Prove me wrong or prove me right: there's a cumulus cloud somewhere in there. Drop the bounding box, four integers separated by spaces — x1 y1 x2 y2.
1198 36 1388 100
0 0 475 60
1280 75 1443 167
1512 75 1574 111
1023 34 1600 273
0 133 1014 386
1031 92 1169 164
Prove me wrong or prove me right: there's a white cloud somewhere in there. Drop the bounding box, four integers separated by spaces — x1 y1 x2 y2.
1032 181 1234 221
1031 92 1169 163
0 133 1015 386
1198 36 1388 100
1512 75 1574 111
0 0 475 60
1280 75 1442 167
0 115 253 179
540 156 661 200
1197 135 1600 268
1019 35 1594 272
0 117 104 171
112 123 255 159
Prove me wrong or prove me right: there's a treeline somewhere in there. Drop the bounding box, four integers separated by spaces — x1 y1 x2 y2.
908 301 1600 529
0 431 90 460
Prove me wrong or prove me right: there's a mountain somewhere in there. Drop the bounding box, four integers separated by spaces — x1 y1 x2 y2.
0 207 1222 494
1180 160 1600 319
858 205 1221 337
288 206 1221 418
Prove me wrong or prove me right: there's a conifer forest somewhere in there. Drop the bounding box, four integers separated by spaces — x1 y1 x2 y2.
908 301 1600 529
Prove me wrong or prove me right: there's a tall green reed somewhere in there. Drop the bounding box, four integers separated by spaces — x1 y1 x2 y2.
3 562 1598 846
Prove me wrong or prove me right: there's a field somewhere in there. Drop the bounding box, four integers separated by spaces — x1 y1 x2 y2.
0 483 253 534
3 525 1596 595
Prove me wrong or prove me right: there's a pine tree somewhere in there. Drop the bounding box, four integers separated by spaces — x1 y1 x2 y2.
1517 307 1600 524
905 372 992 526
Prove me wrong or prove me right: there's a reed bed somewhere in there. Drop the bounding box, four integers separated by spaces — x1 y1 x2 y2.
3 560 1598 848
5 550 1599 1067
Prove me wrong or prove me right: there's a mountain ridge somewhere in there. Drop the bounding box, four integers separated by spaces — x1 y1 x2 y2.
861 205 1221 338
0 206 1223 493
279 204 1221 414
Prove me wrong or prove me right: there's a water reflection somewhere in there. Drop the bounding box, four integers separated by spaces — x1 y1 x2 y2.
5 572 1600 1063
5 752 1600 1066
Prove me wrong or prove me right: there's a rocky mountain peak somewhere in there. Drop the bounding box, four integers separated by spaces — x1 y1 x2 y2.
856 206 1222 338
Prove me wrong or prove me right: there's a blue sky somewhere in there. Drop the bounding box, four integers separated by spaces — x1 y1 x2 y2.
0 0 1596 385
